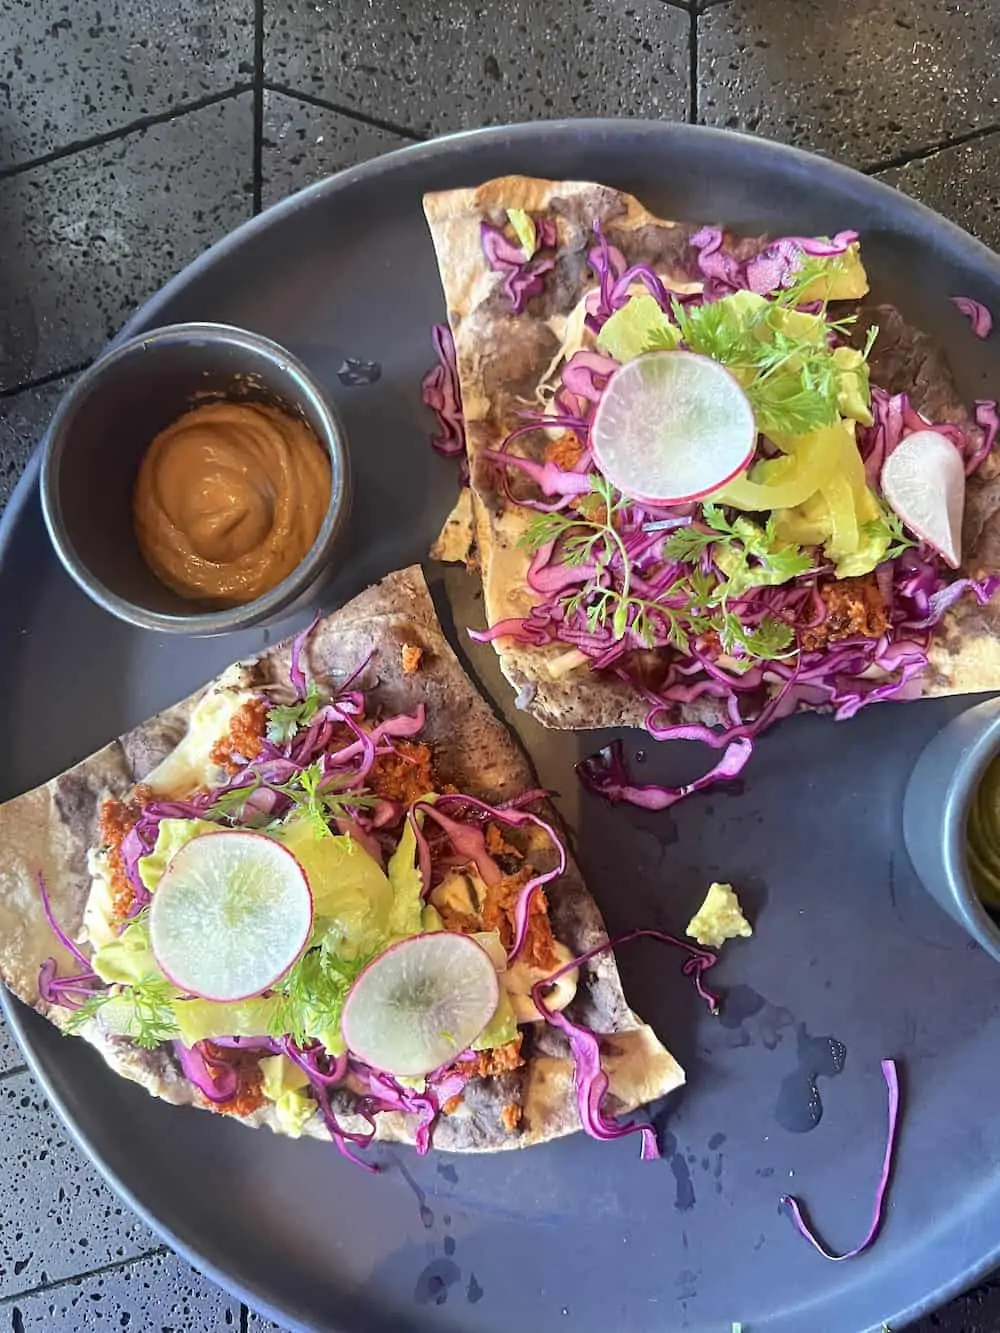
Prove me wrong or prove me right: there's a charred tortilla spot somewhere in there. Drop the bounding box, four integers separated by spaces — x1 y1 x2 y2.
855 303 968 426
606 220 701 278
52 768 106 848
540 250 593 319
473 315 560 404
723 231 772 264
550 186 628 243
119 712 191 783
964 474 1000 571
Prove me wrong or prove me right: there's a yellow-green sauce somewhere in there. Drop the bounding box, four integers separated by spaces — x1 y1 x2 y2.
967 753 1000 909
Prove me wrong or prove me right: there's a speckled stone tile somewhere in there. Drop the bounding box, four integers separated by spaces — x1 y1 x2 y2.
0 93 253 392
0 376 71 510
261 90 415 208
265 0 690 136
0 1012 26 1074
912 1276 1000 1333
0 1069 158 1297
6 1249 242 1328
699 0 1000 171
878 133 1000 255
245 1311 287 1331
0 0 253 169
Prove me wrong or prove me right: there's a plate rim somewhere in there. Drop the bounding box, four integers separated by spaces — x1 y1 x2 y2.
4 116 1000 1333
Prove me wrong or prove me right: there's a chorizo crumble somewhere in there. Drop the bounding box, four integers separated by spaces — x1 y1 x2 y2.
209 697 268 774
98 783 152 926
401 642 424 675
368 739 436 805
800 575 890 652
200 1042 266 1117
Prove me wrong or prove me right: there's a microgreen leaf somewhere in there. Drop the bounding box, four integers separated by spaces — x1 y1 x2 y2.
669 284 863 439
66 976 180 1050
205 772 263 822
266 683 322 745
272 761 376 838
720 613 795 664
864 501 917 561
268 938 370 1047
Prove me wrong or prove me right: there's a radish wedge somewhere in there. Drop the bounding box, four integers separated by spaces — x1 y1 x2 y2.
590 350 756 504
881 429 965 568
341 932 500 1077
149 830 313 1002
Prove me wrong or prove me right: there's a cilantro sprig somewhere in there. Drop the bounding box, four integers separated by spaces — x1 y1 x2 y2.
273 761 376 839
864 502 917 561
522 488 804 665
267 936 370 1047
665 505 814 597
668 293 862 440
205 772 264 823
266 682 322 745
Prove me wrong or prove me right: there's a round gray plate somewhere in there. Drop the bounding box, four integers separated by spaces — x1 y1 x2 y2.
3 121 1000 1333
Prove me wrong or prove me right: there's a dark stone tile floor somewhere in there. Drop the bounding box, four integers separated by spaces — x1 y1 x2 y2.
2 1 1000 1328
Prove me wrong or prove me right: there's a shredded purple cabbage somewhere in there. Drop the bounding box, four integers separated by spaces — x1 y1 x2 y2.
781 1059 900 1260
37 957 104 1010
969 399 1000 474
952 295 993 339
37 872 92 971
480 215 558 314
289 613 320 699
35 873 105 1010
173 1041 240 1104
578 738 752 811
689 227 857 300
347 1055 475 1157
420 323 467 481
530 927 719 1156
469 216 1000 810
422 792 567 964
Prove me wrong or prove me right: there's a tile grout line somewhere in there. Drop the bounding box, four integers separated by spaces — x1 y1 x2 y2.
0 1065 27 1082
263 81 426 143
689 4 699 124
0 86 252 183
865 120 1000 174
0 1245 170 1306
0 360 91 401
252 0 265 214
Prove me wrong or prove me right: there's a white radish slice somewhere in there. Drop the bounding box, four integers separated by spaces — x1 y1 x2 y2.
341 932 500 1077
589 350 757 504
150 830 313 1002
881 429 966 568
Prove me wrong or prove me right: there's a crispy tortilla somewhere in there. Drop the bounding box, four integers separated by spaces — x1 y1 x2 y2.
423 175 997 727
0 565 681 1152
852 302 1000 696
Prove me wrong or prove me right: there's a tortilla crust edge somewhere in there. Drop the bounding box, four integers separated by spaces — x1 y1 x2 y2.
0 565 682 1153
425 175 1000 725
